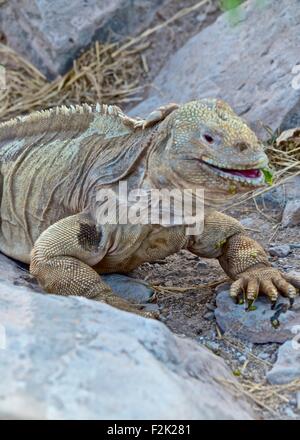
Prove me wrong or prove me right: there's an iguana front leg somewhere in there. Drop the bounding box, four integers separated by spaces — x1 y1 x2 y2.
188 211 300 306
218 233 300 306
30 214 155 318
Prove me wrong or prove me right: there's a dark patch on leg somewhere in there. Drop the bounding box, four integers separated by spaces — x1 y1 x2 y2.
77 223 102 251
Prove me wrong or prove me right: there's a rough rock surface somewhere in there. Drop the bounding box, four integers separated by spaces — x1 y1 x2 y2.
215 284 300 344
103 273 154 304
0 0 163 78
269 245 291 258
0 272 254 420
256 175 300 210
131 0 300 138
267 340 300 385
103 273 158 313
282 200 300 228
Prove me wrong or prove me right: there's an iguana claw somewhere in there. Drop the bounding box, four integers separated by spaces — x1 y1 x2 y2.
230 267 299 304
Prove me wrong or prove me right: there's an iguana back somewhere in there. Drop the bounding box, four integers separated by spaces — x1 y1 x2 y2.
0 104 155 262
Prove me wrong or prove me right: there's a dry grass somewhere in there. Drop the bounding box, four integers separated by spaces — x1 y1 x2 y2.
219 375 300 418
215 333 300 418
0 40 149 121
0 0 211 122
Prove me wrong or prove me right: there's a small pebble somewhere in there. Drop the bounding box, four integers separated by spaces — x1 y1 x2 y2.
196 261 208 269
238 355 247 363
205 341 219 352
203 312 215 321
258 352 270 361
196 13 206 23
206 303 216 312
283 406 297 418
269 244 291 258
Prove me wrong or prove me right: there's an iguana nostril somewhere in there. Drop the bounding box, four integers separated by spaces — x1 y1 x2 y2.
236 142 248 152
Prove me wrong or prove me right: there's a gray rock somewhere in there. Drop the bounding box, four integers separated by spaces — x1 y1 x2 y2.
0 281 254 420
257 352 270 361
281 98 300 132
297 392 300 410
103 273 154 303
0 253 156 309
256 175 300 210
256 187 287 211
282 200 300 227
215 283 300 344
269 245 291 258
203 341 220 353
0 0 163 78
203 311 215 321
283 406 298 419
131 0 300 139
267 340 300 385
103 273 158 314
239 216 259 229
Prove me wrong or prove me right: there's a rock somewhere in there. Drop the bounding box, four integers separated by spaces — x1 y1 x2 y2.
257 352 270 361
197 261 208 269
203 341 220 353
206 303 216 312
269 245 291 258
103 273 158 314
256 187 287 211
281 98 300 132
131 0 300 138
283 406 298 419
239 216 259 229
256 175 300 211
0 0 163 78
215 283 300 344
0 253 157 310
282 200 300 227
297 392 300 410
203 311 215 321
103 273 154 303
0 281 254 420
267 340 300 385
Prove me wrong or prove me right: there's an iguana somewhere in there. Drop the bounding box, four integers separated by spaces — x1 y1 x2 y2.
0 99 299 318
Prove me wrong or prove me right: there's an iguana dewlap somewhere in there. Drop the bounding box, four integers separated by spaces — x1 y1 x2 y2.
0 100 298 318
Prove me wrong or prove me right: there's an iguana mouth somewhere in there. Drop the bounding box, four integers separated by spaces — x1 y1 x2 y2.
201 158 265 185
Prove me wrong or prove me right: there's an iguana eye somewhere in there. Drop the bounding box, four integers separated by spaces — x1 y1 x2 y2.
203 134 214 143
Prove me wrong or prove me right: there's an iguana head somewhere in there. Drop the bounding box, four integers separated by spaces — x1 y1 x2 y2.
149 99 269 204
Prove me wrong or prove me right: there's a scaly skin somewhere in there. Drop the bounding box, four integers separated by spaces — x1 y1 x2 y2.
0 99 299 318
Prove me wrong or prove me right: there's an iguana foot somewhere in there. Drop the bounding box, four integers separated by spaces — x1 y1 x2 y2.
230 266 300 306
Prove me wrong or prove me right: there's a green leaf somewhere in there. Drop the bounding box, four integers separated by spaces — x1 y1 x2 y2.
262 168 274 185
219 0 243 11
